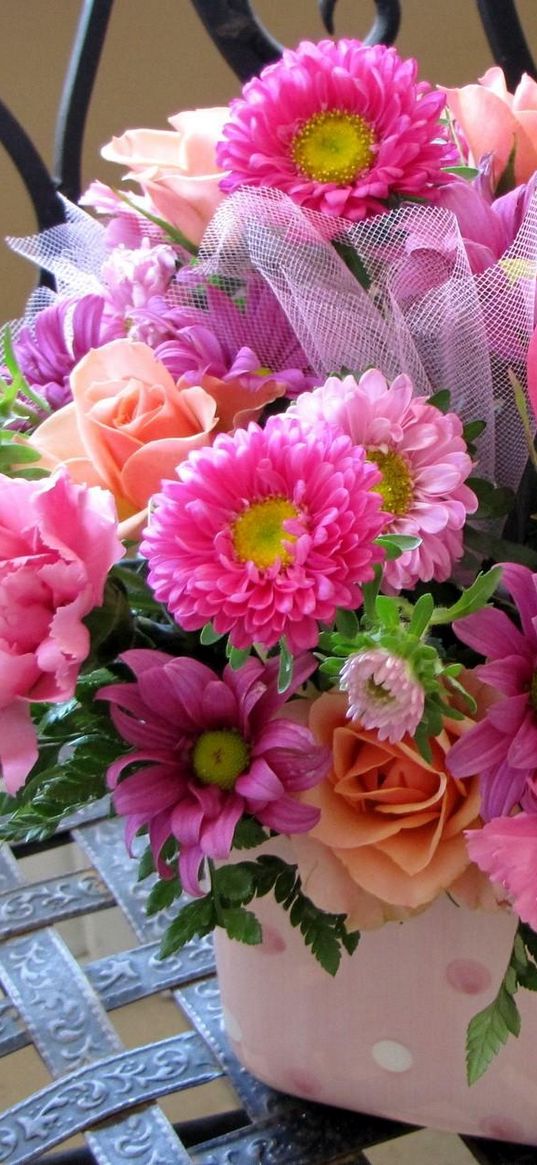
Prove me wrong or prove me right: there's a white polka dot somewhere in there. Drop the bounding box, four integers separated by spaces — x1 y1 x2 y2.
221 1004 242 1043
371 1039 414 1073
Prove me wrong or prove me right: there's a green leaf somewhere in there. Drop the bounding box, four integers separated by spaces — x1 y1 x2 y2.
332 239 371 290
468 477 515 520
376 533 422 560
146 876 182 917
158 896 216 958
335 608 359 638
374 594 400 629
137 845 155 882
227 645 250 669
200 622 225 646
215 864 255 904
115 189 198 254
427 389 451 413
430 566 502 625
495 142 517 198
278 636 294 693
466 983 521 1085
341 928 360 956
507 368 537 471
408 592 434 638
232 817 270 850
221 906 262 944
444 164 480 180
463 419 487 445
465 526 537 570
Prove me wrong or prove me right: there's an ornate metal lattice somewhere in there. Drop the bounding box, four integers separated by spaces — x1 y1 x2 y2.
0 806 534 1163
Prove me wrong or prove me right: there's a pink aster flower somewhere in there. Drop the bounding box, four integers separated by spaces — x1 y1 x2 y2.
141 413 386 653
292 369 478 592
465 815 537 930
217 38 457 222
99 650 329 894
448 563 537 820
340 648 425 742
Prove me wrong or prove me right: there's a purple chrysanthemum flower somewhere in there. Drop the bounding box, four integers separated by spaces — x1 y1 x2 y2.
448 563 537 819
99 649 329 894
13 293 121 412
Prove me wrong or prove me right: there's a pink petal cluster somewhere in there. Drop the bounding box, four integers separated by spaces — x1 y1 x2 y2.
101 239 177 316
448 563 537 820
99 650 329 894
292 369 477 591
340 648 425 742
0 470 123 793
217 38 456 221
466 815 537 930
141 414 386 653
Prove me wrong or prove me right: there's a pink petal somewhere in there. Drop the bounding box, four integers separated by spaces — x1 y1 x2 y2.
0 701 38 793
466 814 537 928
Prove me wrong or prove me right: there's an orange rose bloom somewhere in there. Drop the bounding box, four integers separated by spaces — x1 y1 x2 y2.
300 691 481 913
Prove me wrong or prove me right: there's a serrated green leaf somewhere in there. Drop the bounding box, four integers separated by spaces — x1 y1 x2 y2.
340 928 360 956
221 906 262 944
146 876 182 916
137 845 155 882
466 984 520 1085
232 817 270 850
158 896 216 958
215 864 255 904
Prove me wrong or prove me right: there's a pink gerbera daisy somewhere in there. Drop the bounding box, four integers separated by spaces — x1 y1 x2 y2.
141 413 386 653
292 369 477 591
448 563 537 820
216 39 457 221
99 650 329 894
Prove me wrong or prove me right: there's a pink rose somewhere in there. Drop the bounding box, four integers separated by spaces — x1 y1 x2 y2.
101 108 229 244
0 471 123 793
30 339 219 540
445 68 537 187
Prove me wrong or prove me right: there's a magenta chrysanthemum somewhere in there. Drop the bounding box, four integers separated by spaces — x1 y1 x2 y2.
140 414 386 653
99 650 329 894
292 369 478 591
448 563 537 820
340 648 425 742
217 39 457 221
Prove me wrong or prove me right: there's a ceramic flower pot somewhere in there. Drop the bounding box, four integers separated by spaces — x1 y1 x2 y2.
215 886 537 1144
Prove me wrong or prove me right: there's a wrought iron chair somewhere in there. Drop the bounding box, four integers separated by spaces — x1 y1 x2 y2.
0 4 536 1161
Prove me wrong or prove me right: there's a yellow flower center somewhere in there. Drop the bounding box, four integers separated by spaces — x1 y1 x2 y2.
232 497 299 569
192 729 250 790
367 449 414 516
292 110 375 185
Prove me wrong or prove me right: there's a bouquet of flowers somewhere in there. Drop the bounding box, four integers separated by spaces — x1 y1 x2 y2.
3 37 537 1091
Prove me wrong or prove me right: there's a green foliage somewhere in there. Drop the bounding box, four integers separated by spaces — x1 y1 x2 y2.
468 477 515 520
146 876 183 917
466 923 537 1084
0 668 125 844
429 566 503 625
156 851 360 972
277 636 294 693
332 239 371 291
232 817 271 850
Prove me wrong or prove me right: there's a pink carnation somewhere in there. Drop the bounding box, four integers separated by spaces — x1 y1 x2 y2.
466 815 537 930
99 650 329 894
217 38 456 221
141 414 386 653
292 369 477 591
0 471 123 793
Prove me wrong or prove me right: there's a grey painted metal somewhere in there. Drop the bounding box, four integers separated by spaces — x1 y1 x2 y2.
0 1032 220 1163
0 870 114 940
73 818 191 940
0 849 24 893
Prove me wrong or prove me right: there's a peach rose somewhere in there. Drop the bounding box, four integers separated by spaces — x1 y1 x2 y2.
298 692 481 917
445 68 537 187
30 340 218 540
101 108 229 244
